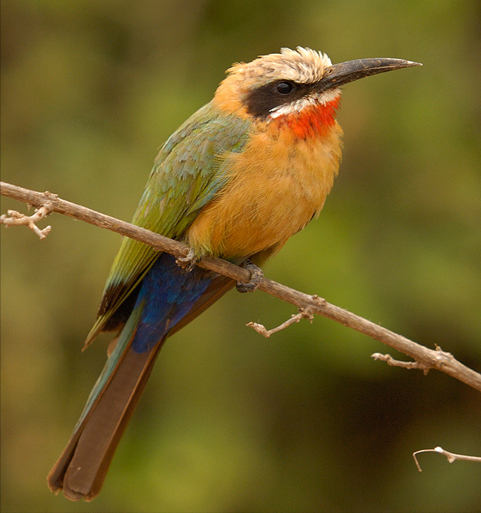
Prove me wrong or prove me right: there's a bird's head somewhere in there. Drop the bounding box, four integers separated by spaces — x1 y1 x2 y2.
214 47 420 138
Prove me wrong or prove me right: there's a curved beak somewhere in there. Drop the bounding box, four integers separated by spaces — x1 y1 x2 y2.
317 58 422 92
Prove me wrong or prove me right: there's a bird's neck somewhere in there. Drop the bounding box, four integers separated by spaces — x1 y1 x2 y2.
268 97 341 140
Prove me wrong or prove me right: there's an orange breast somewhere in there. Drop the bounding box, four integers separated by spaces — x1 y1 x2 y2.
187 119 343 261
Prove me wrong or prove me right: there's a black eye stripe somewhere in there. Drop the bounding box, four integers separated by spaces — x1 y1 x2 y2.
245 80 311 119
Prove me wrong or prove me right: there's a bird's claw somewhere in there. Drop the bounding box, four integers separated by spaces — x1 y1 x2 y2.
236 259 263 293
176 248 198 272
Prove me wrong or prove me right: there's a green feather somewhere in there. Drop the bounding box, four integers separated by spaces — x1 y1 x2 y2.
85 102 251 344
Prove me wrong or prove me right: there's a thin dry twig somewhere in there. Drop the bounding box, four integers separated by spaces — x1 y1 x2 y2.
1 205 52 239
413 446 481 472
2 181 481 393
247 308 314 338
372 353 431 374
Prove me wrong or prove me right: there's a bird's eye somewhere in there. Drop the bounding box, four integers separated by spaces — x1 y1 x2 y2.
276 81 294 95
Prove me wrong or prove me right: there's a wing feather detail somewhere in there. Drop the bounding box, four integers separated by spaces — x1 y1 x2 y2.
85 102 250 345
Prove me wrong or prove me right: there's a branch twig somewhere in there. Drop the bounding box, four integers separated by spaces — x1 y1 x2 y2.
1 205 52 239
413 446 481 472
2 181 481 392
371 352 431 374
247 308 314 337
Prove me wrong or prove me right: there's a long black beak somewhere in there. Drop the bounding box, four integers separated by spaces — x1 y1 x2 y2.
318 58 422 92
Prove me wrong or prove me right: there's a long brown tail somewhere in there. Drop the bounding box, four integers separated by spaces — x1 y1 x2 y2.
47 339 164 501
48 274 234 501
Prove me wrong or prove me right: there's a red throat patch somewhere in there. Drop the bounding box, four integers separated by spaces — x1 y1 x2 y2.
272 97 341 139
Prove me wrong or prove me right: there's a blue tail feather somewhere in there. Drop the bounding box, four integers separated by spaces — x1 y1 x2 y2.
74 253 213 430
131 253 214 353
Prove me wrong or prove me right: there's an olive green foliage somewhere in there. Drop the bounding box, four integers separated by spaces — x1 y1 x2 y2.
1 1 480 512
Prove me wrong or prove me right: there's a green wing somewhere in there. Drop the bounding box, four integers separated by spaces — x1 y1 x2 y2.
85 102 251 345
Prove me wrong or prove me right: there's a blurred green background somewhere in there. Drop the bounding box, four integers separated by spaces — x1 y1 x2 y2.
2 1 481 512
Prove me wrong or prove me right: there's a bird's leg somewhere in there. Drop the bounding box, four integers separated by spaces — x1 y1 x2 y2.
176 247 198 272
236 259 263 293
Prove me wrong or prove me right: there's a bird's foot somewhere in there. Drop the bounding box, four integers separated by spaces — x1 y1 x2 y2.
176 247 198 272
236 259 263 293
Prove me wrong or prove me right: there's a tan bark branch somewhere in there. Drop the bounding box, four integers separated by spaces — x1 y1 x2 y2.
413 446 481 472
2 181 481 393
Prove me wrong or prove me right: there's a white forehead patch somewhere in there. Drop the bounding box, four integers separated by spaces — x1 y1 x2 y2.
278 47 333 84
228 46 333 88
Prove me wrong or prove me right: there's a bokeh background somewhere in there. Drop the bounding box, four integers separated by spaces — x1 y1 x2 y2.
2 1 481 512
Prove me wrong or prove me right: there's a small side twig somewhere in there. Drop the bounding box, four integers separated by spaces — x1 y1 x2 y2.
371 353 430 374
413 446 481 472
0 204 53 240
247 308 314 338
372 345 455 377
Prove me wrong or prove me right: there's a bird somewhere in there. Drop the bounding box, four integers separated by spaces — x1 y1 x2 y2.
47 47 420 501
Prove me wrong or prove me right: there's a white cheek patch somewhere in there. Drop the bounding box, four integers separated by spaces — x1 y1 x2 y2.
269 89 340 119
